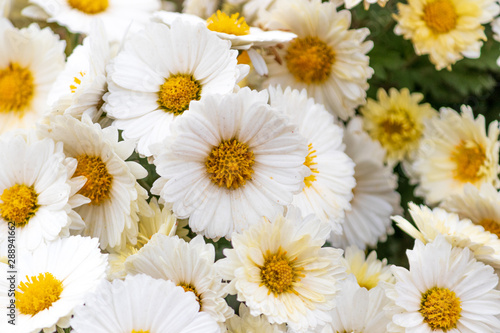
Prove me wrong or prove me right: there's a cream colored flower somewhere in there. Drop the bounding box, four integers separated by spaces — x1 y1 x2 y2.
226 303 286 333
394 0 500 70
262 0 373 120
342 246 394 290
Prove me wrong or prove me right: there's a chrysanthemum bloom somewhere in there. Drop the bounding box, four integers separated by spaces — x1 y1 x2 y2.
384 236 500 332
394 0 500 70
37 114 150 251
442 183 500 239
217 208 346 332
226 303 286 333
342 246 394 290
268 85 355 234
329 117 401 250
106 197 178 280
0 236 107 333
0 134 88 251
360 87 437 164
0 19 65 135
262 0 373 120
105 20 248 157
70 274 220 333
151 88 308 239
125 234 233 327
320 275 392 333
22 0 161 42
393 203 500 269
48 20 112 126
411 105 500 205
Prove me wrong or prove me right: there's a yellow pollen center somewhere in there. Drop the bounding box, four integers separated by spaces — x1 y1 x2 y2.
422 0 457 34
0 63 34 114
206 10 250 36
206 139 255 190
304 143 319 188
67 0 109 14
179 282 202 309
158 74 201 115
237 51 252 66
420 287 461 330
131 330 150 333
259 247 304 296
285 36 335 84
70 71 86 93
74 155 113 205
450 140 486 184
0 184 39 227
16 272 63 316
478 218 500 238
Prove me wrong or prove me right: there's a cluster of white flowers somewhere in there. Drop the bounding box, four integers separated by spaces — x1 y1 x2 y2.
2 0 500 332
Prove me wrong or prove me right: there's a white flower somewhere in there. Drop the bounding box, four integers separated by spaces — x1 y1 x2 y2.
70 274 220 333
104 20 248 157
319 275 392 333
22 0 161 42
0 236 107 333
384 236 500 332
124 234 233 326
393 203 500 269
226 303 286 333
0 19 65 135
329 117 401 249
342 246 394 290
217 208 346 332
411 105 500 205
0 134 87 251
268 85 355 234
261 0 374 120
37 114 150 251
151 88 308 239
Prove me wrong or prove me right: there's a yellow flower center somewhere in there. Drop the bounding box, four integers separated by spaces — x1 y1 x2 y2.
74 155 113 205
419 287 461 330
179 282 202 309
16 272 63 316
285 36 335 84
376 111 419 152
450 140 486 183
304 143 319 188
422 0 457 34
206 139 255 190
158 74 202 115
259 247 304 296
0 184 39 227
206 10 250 36
67 0 109 15
478 218 500 238
237 50 252 65
0 63 35 114
70 71 86 93
131 330 150 333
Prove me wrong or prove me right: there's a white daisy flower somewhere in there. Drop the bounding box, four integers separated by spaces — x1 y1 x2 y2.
329 117 401 250
151 88 308 239
411 105 500 205
268 85 355 234
125 234 233 327
216 208 346 332
384 236 500 332
226 303 286 333
48 20 112 125
153 10 297 50
261 0 374 120
0 236 107 333
442 183 500 239
104 20 248 157
37 114 150 251
0 134 88 251
393 203 500 269
0 19 65 135
342 246 394 290
22 0 161 42
70 274 220 333
319 275 392 333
